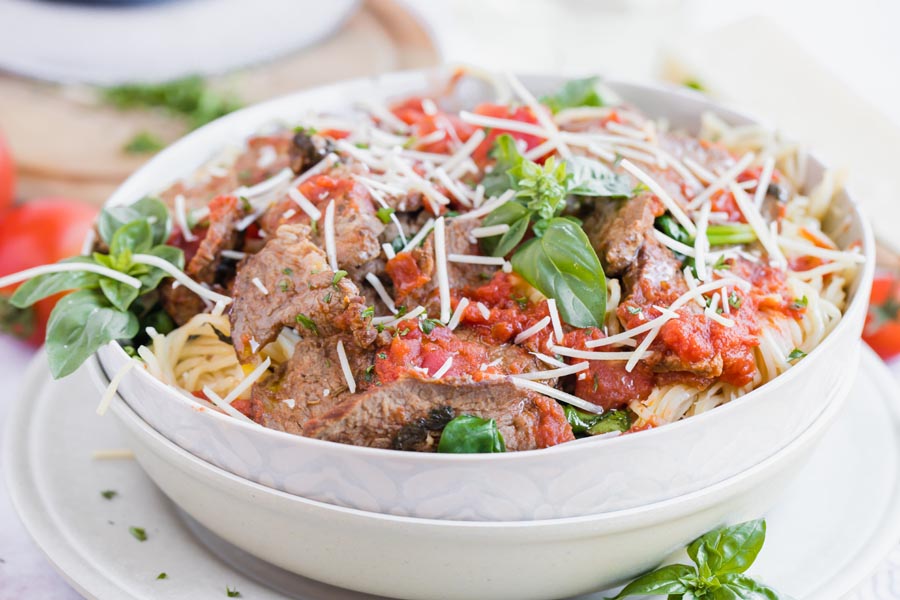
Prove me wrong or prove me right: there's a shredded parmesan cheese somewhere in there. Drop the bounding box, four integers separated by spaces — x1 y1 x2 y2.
287 187 322 221
620 159 697 236
336 340 356 393
324 200 338 271
434 217 451 323
547 298 564 343
0 262 143 291
251 277 269 295
96 359 135 416
514 362 588 381
132 254 232 304
447 297 470 330
509 377 604 414
203 385 257 424
174 194 197 242
432 356 454 379
365 273 397 313
514 316 551 344
447 254 506 266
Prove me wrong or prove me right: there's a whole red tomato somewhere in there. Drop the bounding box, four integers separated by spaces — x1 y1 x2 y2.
0 198 99 345
0 132 15 211
863 271 900 361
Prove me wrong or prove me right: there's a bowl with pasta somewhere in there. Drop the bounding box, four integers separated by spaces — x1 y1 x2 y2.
77 67 874 521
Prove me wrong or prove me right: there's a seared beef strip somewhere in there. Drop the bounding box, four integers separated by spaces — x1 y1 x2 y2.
302 375 574 451
249 334 373 433
583 193 664 276
229 223 374 359
161 195 243 325
289 130 331 175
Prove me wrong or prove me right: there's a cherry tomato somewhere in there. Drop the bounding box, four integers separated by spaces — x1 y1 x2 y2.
863 271 900 361
0 132 15 211
0 198 99 345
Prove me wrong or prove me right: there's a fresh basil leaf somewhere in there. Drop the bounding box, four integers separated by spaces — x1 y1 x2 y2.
99 197 171 246
480 201 531 257
9 257 101 308
713 574 782 600
512 155 569 219
566 156 633 198
688 519 766 576
110 219 154 256
134 245 185 291
45 290 139 378
541 77 604 114
482 133 524 196
99 278 140 312
437 415 506 453
606 564 696 599
587 409 631 435
511 218 605 328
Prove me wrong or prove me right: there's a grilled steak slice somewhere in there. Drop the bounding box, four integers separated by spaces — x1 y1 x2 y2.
618 236 723 379
584 193 664 276
249 335 372 433
302 375 574 451
161 194 243 325
229 223 374 359
289 130 330 175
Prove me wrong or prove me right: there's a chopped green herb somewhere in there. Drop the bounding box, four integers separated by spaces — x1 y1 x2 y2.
627 306 642 315
419 318 439 334
129 526 148 542
100 490 118 500
364 364 376 381
713 254 731 270
684 78 706 92
226 587 242 598
240 196 252 212
540 77 604 113
295 314 318 335
156 573 168 580
323 291 332 303
375 206 396 224
444 210 460 217
277 280 290 292
332 270 348 286
512 295 529 310
377 352 388 360
103 75 242 130
788 348 807 361
123 131 165 155
293 125 318 135
437 415 506 453
728 291 743 309
792 296 809 310
398 327 410 337
282 267 293 276
361 306 375 319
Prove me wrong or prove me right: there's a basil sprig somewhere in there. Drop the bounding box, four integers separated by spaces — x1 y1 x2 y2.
609 519 783 599
10 198 184 378
540 77 605 114
481 134 629 328
437 415 506 453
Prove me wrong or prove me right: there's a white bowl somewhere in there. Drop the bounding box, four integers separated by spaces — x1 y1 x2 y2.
96 70 875 521
105 358 848 600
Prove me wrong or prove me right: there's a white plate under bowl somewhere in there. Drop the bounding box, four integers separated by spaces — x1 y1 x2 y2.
96 68 875 521
6 349 900 599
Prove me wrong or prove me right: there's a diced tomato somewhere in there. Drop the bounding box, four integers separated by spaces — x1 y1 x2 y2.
864 271 900 361
471 103 546 163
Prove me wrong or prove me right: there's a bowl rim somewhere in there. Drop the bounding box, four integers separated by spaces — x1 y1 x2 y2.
97 67 876 463
105 348 855 530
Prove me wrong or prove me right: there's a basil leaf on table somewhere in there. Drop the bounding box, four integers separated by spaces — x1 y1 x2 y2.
608 564 696 599
566 156 633 198
9 257 101 308
687 520 766 576
541 77 605 114
437 415 506 454
98 197 171 246
712 574 781 600
512 218 606 328
45 290 139 378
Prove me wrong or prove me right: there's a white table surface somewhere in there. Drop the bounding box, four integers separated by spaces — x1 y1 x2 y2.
3 0 900 597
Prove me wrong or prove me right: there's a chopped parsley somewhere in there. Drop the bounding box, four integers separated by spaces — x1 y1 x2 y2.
364 364 376 380
361 306 375 319
123 131 165 155
129 526 148 542
240 196 252 212
728 292 742 309
293 125 318 135
377 352 388 360
277 279 290 292
787 348 807 361
332 270 348 286
226 586 242 597
419 318 439 334
627 306 642 315
792 296 809 310
100 490 118 500
156 573 168 580
323 291 332 303
282 267 293 276
375 206 396 224
295 314 318 335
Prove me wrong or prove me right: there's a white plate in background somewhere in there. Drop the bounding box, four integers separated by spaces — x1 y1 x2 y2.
0 0 359 84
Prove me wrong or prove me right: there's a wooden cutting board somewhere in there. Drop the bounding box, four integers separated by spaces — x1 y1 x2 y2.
0 0 439 205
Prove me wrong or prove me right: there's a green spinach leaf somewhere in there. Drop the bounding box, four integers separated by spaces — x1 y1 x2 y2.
437 415 506 454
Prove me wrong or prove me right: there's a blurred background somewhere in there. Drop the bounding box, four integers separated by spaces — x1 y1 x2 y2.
1 0 899 597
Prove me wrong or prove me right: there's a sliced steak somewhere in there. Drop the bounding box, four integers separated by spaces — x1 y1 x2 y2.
249 334 373 434
584 193 664 276
229 223 374 360
289 130 330 175
161 195 243 325
618 236 723 379
302 375 574 451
